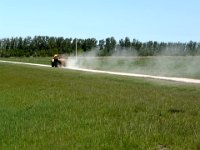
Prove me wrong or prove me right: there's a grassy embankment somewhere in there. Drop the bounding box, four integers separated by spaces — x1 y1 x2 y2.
0 60 200 149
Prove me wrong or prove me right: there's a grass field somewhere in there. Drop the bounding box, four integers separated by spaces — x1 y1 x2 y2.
0 60 200 149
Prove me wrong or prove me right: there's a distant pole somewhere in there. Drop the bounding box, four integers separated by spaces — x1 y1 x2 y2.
75 38 77 60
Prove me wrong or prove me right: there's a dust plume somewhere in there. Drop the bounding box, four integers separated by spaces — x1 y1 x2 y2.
65 48 200 79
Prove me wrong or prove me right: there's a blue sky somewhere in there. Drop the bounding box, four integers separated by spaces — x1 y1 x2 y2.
0 0 200 42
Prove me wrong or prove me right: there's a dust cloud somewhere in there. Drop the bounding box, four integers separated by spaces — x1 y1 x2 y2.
65 48 200 79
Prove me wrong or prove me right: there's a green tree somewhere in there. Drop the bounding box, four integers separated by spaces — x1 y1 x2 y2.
119 39 125 48
105 37 116 55
99 39 105 50
124 37 131 48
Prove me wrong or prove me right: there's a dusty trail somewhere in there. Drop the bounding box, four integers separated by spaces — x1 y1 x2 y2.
0 60 50 67
1 60 200 84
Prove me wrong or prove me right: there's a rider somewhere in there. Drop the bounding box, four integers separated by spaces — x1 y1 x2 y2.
51 54 59 67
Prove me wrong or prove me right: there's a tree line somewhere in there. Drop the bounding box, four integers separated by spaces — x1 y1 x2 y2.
0 36 200 57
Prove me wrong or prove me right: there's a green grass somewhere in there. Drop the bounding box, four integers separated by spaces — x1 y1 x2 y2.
0 62 200 149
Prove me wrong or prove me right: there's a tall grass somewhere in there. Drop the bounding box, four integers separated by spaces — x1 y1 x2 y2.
0 62 200 149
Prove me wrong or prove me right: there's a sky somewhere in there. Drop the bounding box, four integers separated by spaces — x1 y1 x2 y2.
0 0 200 42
